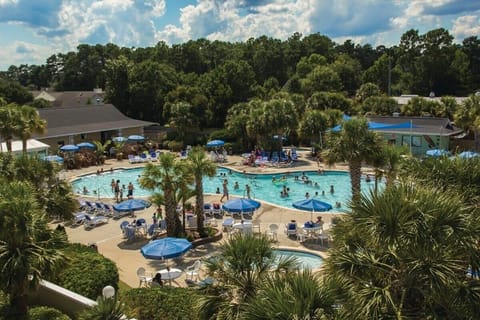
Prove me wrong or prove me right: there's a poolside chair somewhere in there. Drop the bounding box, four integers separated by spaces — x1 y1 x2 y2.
128 154 137 164
291 148 298 161
266 224 279 241
185 260 202 281
285 222 298 238
140 153 149 162
242 211 253 220
137 267 153 287
150 152 158 162
204 203 213 216
72 212 86 225
84 214 108 229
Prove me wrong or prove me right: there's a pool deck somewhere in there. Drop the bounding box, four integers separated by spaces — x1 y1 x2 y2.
61 149 365 289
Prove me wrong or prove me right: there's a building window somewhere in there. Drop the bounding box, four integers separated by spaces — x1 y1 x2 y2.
81 134 87 140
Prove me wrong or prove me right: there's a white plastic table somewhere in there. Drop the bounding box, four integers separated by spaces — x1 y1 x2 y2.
233 221 253 233
156 268 183 285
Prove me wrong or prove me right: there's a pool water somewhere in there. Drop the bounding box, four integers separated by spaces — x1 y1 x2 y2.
71 167 380 211
274 249 323 270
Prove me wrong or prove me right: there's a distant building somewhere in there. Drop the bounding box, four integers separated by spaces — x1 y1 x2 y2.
367 115 463 156
30 89 156 152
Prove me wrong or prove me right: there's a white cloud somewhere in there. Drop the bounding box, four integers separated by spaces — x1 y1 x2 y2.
0 0 18 5
452 15 480 40
0 41 54 68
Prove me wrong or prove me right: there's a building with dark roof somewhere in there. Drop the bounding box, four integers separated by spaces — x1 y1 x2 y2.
32 88 105 107
34 104 155 151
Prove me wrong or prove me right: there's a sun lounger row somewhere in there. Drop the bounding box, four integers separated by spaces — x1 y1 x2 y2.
72 211 109 229
128 152 159 164
78 199 133 219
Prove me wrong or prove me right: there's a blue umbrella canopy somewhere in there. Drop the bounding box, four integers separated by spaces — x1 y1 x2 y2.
113 199 151 212
206 139 225 147
128 135 145 142
60 144 79 152
76 142 96 149
141 237 192 260
112 136 127 142
426 149 450 157
222 198 261 213
292 198 333 212
458 151 480 159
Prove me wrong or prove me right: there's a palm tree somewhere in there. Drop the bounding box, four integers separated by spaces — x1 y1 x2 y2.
187 147 217 237
381 144 408 189
139 153 183 236
16 105 46 154
195 234 298 319
0 103 21 153
325 182 480 319
0 181 67 317
174 165 195 233
323 117 383 202
243 271 337 320
93 139 111 164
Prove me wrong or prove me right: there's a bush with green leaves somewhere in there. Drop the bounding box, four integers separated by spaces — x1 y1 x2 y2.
28 306 71 320
121 287 201 320
53 244 119 300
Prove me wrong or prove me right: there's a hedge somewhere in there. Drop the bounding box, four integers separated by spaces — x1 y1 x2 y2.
121 287 201 320
54 244 119 300
28 306 71 320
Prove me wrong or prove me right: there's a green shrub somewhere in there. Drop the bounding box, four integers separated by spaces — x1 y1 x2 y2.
28 306 71 320
54 244 119 300
121 287 201 320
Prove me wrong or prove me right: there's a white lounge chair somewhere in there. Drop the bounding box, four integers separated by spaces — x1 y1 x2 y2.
84 214 108 229
185 260 202 281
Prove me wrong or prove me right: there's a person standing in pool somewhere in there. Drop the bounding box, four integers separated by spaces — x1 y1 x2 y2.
245 184 251 199
127 182 134 198
114 180 121 202
220 179 229 202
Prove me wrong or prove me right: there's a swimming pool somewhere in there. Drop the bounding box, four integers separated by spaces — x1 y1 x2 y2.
71 167 380 211
273 248 323 270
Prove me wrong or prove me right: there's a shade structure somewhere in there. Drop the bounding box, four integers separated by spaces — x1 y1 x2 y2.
206 139 225 147
113 199 151 212
112 136 127 142
426 149 450 157
76 142 95 149
60 144 79 152
43 155 64 163
127 135 145 142
141 237 192 260
222 198 261 213
292 198 333 212
458 151 480 159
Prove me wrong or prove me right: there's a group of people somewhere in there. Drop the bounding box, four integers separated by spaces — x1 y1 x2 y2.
217 179 251 201
110 179 135 202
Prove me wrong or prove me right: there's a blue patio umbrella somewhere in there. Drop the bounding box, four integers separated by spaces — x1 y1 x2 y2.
60 144 79 152
141 237 192 260
458 151 480 159
222 198 261 213
113 199 151 212
206 139 225 147
112 136 127 142
127 135 145 142
293 198 333 221
426 149 450 157
292 198 333 212
76 142 95 149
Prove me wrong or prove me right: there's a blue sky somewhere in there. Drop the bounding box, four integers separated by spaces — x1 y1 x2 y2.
0 0 479 71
